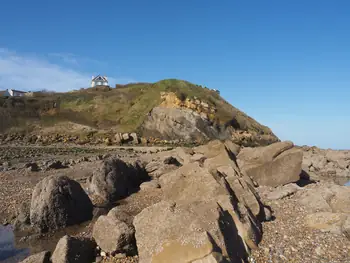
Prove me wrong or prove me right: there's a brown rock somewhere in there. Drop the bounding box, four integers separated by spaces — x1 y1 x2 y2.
237 141 303 187
133 201 248 263
305 212 348 235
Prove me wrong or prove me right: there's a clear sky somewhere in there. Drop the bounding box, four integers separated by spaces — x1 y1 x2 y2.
0 0 349 149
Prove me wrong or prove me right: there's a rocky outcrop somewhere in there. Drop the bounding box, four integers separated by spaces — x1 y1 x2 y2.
141 107 221 143
51 235 95 263
134 140 268 263
237 141 303 187
301 146 350 179
87 158 148 202
30 175 93 232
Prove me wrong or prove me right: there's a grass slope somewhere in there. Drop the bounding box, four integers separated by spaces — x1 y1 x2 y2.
0 79 274 137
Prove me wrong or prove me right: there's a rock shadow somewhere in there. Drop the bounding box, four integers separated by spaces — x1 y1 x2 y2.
297 170 316 187
217 205 250 263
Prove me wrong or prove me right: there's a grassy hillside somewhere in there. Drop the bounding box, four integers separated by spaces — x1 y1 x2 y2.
0 79 275 138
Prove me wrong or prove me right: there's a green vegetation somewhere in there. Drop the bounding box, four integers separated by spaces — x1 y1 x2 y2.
0 79 274 136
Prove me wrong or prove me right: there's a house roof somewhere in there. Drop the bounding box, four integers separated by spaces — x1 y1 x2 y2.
92 75 108 82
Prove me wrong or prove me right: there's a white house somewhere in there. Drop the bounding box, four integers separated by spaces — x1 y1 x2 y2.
91 75 109 87
3 89 27 97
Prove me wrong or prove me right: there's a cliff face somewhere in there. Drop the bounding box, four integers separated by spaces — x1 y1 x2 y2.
0 79 279 146
141 91 279 146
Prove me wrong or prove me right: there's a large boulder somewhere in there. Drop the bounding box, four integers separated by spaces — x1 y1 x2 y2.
51 235 95 263
87 158 147 202
237 141 303 187
30 175 93 232
134 200 249 263
159 162 263 239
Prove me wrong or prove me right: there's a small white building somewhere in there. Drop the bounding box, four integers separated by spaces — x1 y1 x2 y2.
91 75 109 87
3 89 27 97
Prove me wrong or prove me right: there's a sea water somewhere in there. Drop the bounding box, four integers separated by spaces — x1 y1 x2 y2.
0 225 29 262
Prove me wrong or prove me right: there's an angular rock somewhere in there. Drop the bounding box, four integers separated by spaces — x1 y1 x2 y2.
265 183 301 200
30 175 93 232
134 201 248 263
159 162 262 250
20 251 51 263
237 141 303 187
107 206 134 227
51 235 95 263
305 212 348 235
93 214 135 254
298 183 350 213
87 158 147 202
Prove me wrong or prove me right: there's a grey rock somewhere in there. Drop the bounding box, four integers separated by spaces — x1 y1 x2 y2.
30 175 93 232
20 251 51 263
107 207 134 226
87 158 147 202
93 214 135 254
51 235 95 263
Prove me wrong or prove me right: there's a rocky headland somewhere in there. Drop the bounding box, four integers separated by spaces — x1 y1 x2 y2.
0 80 349 263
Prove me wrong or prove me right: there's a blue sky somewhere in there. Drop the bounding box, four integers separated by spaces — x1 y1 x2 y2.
0 0 349 149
